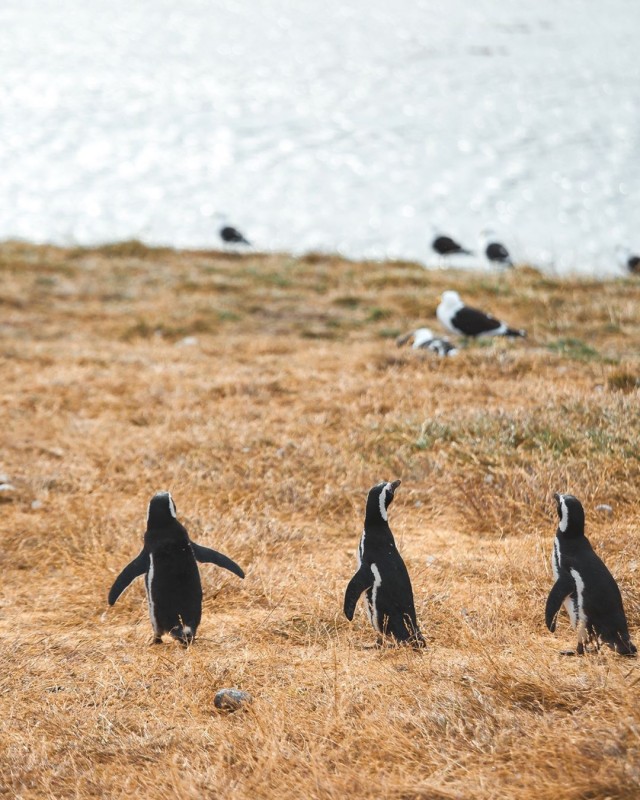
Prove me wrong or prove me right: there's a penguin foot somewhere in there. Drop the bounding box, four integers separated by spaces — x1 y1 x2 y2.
151 636 163 645
613 643 638 657
612 637 638 656
399 636 426 651
409 634 427 651
170 626 195 646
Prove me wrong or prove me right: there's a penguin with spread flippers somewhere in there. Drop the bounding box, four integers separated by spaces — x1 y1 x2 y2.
545 493 636 656
344 480 424 648
108 492 245 644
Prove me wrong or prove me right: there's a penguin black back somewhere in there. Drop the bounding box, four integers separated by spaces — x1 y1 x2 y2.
144 492 202 644
108 492 245 645
545 493 636 656
344 480 424 648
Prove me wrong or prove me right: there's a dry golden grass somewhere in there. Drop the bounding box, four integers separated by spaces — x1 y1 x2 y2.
1 240 640 799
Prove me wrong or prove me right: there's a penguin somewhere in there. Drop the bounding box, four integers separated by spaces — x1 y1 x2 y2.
108 492 245 644
344 480 425 647
545 493 636 656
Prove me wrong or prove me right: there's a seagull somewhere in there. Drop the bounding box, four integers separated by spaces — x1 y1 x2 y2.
396 327 458 357
616 245 640 275
436 290 526 338
431 233 474 259
220 224 251 246
480 229 513 268
213 212 251 246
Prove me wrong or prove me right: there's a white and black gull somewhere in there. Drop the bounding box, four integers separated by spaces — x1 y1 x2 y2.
436 290 526 338
480 229 513 268
396 327 458 357
214 213 251 246
616 245 640 275
431 232 474 259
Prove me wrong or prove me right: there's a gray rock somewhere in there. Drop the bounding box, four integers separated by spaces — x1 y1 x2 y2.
595 504 613 516
177 336 198 347
0 483 16 501
214 688 252 713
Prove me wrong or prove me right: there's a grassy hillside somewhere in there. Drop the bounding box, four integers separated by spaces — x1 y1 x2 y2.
1 241 640 799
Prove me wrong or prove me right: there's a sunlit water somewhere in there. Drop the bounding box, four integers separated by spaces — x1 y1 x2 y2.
1 0 639 274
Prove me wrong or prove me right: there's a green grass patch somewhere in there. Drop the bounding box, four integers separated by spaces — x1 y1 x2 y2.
546 337 600 361
367 307 392 322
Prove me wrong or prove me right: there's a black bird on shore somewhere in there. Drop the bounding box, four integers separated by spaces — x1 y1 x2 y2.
480 229 513 268
431 233 473 259
616 245 640 275
220 225 251 246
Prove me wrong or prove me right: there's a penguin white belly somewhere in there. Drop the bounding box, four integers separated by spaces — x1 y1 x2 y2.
563 597 578 628
553 538 577 627
146 555 159 635
552 538 560 580
569 568 588 639
365 563 383 632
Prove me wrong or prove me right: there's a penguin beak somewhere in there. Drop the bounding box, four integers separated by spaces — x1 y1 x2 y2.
390 479 402 492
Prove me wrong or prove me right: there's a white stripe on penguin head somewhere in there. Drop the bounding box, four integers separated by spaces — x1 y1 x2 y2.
167 493 177 518
378 483 392 522
147 491 177 524
558 495 569 532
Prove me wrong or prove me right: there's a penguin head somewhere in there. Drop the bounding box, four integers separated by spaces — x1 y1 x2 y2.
366 479 401 524
146 491 178 528
554 493 585 538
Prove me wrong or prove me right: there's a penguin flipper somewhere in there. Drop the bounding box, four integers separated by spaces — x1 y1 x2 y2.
191 542 245 579
344 565 374 621
545 572 575 632
108 549 149 605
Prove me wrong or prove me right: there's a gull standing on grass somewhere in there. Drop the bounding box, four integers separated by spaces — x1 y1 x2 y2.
436 291 526 338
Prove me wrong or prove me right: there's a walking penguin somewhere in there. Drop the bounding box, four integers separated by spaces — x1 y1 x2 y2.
108 492 245 644
545 493 636 656
344 480 425 647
